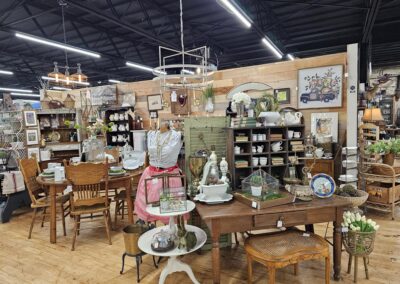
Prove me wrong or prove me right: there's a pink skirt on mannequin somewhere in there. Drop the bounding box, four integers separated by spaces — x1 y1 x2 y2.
134 165 182 224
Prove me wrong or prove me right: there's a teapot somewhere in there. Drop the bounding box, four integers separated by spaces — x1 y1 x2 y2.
118 124 125 131
117 134 124 142
284 112 303 125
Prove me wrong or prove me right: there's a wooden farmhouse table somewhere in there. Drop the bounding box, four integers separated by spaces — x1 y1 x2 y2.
36 172 140 244
194 196 351 283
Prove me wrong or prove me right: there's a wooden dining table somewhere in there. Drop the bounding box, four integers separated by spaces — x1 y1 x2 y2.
194 196 351 284
36 170 142 244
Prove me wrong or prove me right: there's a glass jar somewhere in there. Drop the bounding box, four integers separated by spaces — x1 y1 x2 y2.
86 137 105 162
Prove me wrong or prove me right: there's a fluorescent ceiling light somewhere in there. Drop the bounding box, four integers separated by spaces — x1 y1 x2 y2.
220 0 251 28
126 61 166 75
41 76 90 86
262 38 283 59
0 87 32 93
52 86 72 91
182 69 194 75
10 92 40 97
287 54 295 61
0 70 13 75
108 79 121 84
15 32 101 58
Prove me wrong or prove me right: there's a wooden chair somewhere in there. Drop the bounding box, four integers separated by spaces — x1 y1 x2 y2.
65 161 112 250
245 229 330 284
19 157 70 239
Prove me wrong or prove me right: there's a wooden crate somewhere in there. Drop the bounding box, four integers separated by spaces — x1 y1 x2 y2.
366 182 400 204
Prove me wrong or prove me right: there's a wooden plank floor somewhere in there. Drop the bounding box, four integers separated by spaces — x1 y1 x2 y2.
0 206 399 284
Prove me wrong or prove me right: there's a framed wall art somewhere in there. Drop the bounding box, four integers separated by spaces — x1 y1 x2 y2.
298 65 343 109
23 110 37 127
149 111 158 119
147 94 163 111
311 112 338 142
26 129 39 145
274 88 290 104
27 147 40 160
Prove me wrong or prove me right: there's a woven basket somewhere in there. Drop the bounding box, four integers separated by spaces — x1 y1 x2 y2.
343 230 376 257
335 190 369 208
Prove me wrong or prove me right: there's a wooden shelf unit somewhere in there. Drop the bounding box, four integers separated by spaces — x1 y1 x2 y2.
227 125 305 190
104 107 134 147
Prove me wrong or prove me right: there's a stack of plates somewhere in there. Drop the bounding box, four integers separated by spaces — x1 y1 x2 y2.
40 171 55 180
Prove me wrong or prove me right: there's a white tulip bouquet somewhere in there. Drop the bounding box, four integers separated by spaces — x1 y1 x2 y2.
342 211 379 232
231 92 251 109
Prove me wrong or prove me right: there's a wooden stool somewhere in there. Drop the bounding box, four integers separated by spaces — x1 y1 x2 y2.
244 230 330 284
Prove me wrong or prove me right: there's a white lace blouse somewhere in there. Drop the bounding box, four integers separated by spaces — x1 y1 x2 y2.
147 130 182 168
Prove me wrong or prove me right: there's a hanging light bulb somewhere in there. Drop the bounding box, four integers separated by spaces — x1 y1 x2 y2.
47 62 64 84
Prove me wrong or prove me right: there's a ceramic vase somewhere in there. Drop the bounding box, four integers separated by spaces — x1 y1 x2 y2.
236 102 245 117
205 98 214 113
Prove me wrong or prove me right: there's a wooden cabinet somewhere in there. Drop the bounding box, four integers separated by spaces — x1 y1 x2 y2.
305 158 334 177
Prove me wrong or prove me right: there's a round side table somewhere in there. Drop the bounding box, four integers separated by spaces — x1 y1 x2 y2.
138 225 206 284
141 200 206 284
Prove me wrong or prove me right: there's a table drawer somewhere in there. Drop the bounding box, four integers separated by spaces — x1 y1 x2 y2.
253 211 307 228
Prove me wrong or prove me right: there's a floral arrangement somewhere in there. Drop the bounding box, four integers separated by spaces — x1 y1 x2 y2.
342 211 379 232
231 92 251 109
86 119 113 137
367 139 400 155
254 92 279 117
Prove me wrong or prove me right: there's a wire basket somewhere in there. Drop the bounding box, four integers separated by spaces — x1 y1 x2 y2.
343 230 376 257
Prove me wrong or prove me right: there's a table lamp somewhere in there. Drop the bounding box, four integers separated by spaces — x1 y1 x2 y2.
362 108 384 123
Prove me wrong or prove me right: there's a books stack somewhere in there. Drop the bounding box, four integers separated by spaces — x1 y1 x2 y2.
235 136 249 142
231 117 257 128
290 141 304 151
270 133 283 140
235 160 249 168
271 157 284 165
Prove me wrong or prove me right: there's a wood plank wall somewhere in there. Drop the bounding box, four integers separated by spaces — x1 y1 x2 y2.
45 52 347 142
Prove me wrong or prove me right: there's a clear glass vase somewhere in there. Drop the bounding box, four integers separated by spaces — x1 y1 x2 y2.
236 102 245 117
86 136 105 162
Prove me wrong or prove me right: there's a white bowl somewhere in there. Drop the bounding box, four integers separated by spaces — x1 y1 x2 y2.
201 182 228 199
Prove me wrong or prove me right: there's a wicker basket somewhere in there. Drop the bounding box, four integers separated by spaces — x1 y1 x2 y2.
343 230 376 257
335 190 369 208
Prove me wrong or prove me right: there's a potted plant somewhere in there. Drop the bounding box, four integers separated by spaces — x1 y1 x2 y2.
342 211 378 270
250 175 263 197
367 139 400 165
202 85 214 113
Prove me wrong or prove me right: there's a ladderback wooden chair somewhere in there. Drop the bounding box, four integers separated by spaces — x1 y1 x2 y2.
19 157 70 239
65 161 112 250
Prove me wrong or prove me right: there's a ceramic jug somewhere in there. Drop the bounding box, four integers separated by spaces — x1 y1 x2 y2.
257 145 264 153
119 113 125 121
118 124 125 131
109 114 114 121
114 113 119 121
117 134 124 142
112 136 117 142
111 124 118 132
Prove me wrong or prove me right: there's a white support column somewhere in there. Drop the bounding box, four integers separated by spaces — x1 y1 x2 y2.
346 43 359 148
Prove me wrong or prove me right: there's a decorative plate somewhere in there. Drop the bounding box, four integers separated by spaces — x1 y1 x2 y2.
49 131 61 142
310 173 336 198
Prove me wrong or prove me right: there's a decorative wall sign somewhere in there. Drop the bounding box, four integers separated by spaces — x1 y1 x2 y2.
147 94 163 111
298 65 343 109
311 112 338 142
90 85 117 106
274 88 290 104
26 129 39 145
23 110 37 127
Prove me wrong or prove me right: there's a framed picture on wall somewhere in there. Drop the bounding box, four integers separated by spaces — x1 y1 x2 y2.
311 112 338 143
26 129 39 145
27 147 40 161
149 111 158 119
298 65 343 109
147 94 163 111
274 88 290 104
23 110 37 127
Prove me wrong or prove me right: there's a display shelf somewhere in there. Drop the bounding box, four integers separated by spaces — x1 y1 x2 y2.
105 107 134 147
227 124 305 189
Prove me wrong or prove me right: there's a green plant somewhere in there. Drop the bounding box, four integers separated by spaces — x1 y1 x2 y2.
254 92 279 117
367 139 400 155
202 85 214 99
250 175 263 186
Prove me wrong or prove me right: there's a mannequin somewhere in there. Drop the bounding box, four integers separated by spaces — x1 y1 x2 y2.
134 121 183 224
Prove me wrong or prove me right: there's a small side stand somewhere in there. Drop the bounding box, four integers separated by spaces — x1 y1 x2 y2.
120 252 159 283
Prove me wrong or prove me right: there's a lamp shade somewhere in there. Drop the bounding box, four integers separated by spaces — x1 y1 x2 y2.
362 108 384 122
